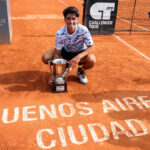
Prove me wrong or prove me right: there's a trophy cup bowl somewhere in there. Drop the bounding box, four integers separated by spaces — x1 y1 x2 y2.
52 59 67 76
48 58 69 93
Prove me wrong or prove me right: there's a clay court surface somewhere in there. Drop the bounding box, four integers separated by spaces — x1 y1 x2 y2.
0 0 150 149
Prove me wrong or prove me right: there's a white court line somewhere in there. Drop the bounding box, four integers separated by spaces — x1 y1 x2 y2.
75 0 82 3
57 0 68 6
119 17 149 31
11 15 63 20
57 0 82 6
113 34 150 61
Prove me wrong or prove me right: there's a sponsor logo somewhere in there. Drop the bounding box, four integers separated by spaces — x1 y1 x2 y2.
89 2 116 30
90 2 115 20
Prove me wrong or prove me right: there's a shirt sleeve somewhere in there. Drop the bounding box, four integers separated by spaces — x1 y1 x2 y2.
55 33 63 51
84 26 93 46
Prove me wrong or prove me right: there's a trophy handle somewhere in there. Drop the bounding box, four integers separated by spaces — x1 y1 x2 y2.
62 62 70 78
48 60 54 79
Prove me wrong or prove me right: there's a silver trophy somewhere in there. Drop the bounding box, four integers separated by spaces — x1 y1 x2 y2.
48 58 69 93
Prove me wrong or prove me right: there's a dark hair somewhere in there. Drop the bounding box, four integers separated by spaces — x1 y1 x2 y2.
63 6 79 18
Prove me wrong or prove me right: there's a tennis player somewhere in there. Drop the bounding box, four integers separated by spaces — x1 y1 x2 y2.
42 6 96 84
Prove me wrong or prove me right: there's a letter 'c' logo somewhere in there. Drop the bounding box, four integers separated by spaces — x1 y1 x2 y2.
90 3 115 20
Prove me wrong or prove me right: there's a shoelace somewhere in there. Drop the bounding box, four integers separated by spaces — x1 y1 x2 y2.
78 69 86 78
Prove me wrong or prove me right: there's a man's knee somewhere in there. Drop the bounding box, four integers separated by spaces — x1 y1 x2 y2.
83 54 96 70
42 53 49 64
88 54 96 63
42 49 54 64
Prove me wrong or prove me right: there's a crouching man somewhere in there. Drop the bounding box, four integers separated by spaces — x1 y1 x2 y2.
42 6 96 85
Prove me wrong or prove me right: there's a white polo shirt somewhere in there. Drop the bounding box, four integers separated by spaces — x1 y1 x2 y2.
55 23 93 53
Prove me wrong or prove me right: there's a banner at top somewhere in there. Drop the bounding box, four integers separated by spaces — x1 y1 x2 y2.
83 0 118 34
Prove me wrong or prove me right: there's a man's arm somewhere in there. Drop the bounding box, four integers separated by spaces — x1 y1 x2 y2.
53 48 62 59
77 45 95 59
69 44 95 68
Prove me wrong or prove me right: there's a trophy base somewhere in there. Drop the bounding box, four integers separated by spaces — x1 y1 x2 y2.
51 82 67 93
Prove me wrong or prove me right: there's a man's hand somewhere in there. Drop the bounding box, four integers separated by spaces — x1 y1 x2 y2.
69 54 81 68
48 76 53 86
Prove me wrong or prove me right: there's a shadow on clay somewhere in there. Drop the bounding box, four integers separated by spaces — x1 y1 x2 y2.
0 71 51 92
0 71 81 92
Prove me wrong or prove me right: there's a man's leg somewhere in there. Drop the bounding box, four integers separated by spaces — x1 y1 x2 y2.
42 48 55 64
80 53 96 70
42 49 56 85
76 53 96 84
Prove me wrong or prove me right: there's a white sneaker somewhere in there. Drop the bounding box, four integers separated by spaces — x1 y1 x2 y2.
76 68 88 84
